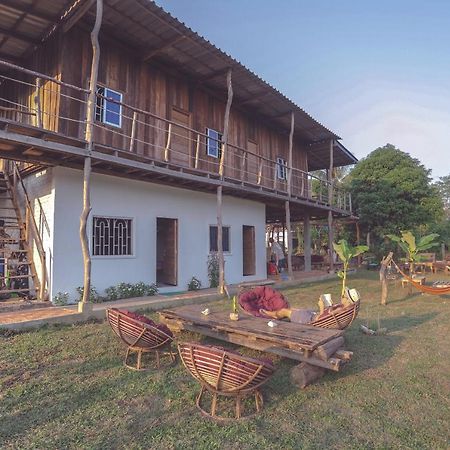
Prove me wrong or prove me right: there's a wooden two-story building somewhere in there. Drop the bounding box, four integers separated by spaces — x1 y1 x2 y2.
0 0 356 302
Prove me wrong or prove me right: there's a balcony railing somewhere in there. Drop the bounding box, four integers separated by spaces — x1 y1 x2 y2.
0 60 352 213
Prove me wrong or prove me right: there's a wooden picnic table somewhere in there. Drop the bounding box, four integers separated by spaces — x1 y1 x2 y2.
159 304 353 388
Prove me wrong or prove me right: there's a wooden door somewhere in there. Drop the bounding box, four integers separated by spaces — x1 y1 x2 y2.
157 218 178 286
170 107 191 167
246 140 258 185
243 225 256 276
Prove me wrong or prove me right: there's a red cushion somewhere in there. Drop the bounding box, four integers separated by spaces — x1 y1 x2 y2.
239 286 289 318
115 308 173 337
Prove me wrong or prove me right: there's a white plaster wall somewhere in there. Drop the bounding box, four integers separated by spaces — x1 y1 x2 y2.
18 169 55 296
52 167 266 302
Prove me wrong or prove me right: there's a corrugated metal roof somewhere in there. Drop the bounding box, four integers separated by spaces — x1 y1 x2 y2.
0 0 357 168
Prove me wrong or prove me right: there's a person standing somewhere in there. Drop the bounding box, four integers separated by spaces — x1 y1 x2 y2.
269 238 286 272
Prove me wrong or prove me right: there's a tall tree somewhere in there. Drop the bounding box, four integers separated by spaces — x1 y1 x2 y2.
435 174 450 218
349 144 443 244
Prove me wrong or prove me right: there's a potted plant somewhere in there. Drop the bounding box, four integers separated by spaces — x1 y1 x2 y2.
333 239 369 299
229 295 239 321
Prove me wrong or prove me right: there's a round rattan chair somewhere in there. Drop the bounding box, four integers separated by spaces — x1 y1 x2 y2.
311 300 360 330
178 342 274 421
107 308 176 370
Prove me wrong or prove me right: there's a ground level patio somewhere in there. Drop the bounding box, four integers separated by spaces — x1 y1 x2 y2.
1 271 449 449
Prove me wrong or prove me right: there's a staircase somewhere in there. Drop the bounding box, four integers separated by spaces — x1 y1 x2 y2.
0 171 41 300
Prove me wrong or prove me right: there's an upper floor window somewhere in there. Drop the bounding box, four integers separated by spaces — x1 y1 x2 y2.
206 128 223 158
209 225 230 252
96 86 123 128
276 157 287 180
92 216 132 256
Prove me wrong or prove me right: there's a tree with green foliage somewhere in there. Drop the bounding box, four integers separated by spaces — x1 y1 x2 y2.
434 174 450 219
349 144 443 250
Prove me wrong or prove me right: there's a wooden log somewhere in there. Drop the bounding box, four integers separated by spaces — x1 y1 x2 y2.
334 349 353 361
290 362 326 389
313 336 344 361
34 77 42 128
80 0 103 304
287 111 294 196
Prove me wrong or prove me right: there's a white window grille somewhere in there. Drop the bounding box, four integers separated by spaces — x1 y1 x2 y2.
92 217 132 256
206 128 223 158
95 86 123 128
276 157 287 180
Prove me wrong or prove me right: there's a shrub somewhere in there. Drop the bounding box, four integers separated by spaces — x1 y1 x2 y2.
53 292 69 306
76 285 101 303
104 282 158 301
187 276 202 291
207 253 220 288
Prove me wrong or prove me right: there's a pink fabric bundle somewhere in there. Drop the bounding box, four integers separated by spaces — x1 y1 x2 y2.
238 286 289 318
115 308 173 337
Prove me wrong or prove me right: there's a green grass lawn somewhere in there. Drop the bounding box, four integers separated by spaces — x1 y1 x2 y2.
1 271 449 449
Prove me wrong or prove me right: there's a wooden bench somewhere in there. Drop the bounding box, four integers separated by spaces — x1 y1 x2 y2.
160 304 353 388
401 275 426 288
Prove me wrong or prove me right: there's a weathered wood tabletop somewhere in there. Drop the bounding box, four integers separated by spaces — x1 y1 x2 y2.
159 304 352 373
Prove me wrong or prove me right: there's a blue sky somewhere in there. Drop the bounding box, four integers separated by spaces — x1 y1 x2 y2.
157 0 450 179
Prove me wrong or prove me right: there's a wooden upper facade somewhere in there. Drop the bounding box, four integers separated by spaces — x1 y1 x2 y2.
0 0 357 221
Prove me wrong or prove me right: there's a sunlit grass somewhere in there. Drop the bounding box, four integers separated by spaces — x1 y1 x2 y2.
0 271 449 449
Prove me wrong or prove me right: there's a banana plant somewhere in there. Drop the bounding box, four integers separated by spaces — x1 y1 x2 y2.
333 239 369 298
386 231 439 274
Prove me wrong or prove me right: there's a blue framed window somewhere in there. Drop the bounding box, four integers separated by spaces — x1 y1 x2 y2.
276 157 287 180
96 86 123 128
206 128 223 158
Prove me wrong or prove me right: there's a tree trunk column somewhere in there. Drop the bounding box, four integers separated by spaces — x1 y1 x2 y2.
304 213 311 271
327 139 334 272
217 68 233 294
79 0 103 312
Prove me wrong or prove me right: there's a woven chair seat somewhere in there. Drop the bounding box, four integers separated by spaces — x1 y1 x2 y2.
178 342 274 420
107 308 176 370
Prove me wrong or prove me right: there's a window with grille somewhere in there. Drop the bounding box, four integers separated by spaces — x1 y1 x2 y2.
276 157 287 180
92 217 132 256
209 225 230 252
206 128 223 158
95 86 123 128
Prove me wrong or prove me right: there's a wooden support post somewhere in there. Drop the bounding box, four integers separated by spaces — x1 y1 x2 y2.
34 77 42 128
164 123 172 162
217 68 233 294
79 0 103 307
287 111 294 196
129 110 137 152
380 252 393 305
285 201 293 278
290 362 326 389
328 139 334 272
194 133 200 168
219 69 233 178
304 213 311 272
257 157 263 185
240 151 247 181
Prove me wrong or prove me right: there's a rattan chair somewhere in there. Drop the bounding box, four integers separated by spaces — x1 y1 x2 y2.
107 308 176 370
178 342 274 421
311 300 360 330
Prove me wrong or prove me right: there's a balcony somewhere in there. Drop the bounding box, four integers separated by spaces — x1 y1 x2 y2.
0 60 352 219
